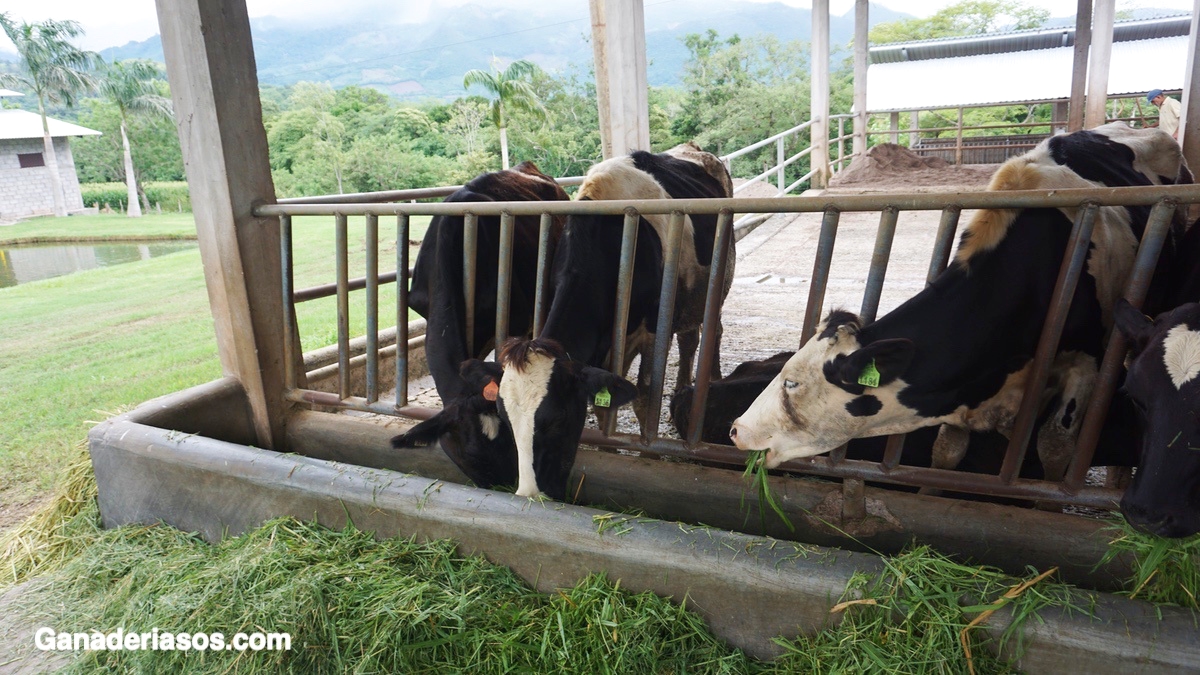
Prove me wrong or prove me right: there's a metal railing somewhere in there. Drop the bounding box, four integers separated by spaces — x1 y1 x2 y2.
256 181 1200 513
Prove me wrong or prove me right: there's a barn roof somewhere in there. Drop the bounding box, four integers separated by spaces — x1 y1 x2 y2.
865 14 1191 113
0 108 101 140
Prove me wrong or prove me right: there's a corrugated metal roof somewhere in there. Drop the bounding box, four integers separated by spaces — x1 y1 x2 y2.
870 14 1190 64
0 109 101 140
867 35 1188 113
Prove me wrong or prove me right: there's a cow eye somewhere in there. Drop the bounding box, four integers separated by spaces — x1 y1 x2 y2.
784 379 799 390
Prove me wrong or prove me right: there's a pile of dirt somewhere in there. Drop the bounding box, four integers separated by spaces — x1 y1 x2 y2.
829 143 997 191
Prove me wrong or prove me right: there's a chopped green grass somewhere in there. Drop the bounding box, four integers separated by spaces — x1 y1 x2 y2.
1100 517 1200 609
743 450 795 532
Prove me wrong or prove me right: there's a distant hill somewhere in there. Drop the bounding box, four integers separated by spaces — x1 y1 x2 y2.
97 1 911 100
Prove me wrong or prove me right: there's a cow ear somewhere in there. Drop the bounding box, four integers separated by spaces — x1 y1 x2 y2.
839 339 915 387
1114 298 1154 354
460 359 503 392
578 366 639 409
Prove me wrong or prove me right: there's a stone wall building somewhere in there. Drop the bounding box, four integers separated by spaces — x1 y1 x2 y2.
0 89 101 220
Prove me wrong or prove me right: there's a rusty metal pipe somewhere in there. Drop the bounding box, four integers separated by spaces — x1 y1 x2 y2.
335 214 351 400
365 213 379 403
396 215 410 408
801 208 841 345
533 213 553 338
1063 199 1177 492
644 211 687 442
463 212 478 357
605 210 640 436
495 211 515 348
280 215 296 391
926 206 962 285
999 204 1098 483
861 206 899 323
294 271 401 304
687 209 734 445
881 433 906 471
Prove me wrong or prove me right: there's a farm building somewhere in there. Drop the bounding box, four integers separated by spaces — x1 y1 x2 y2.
0 88 99 221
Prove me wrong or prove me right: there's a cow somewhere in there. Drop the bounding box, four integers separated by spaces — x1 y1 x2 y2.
489 142 735 499
1113 299 1200 537
730 124 1189 483
390 162 569 491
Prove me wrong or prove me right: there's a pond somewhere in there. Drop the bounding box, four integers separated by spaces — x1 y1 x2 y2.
0 241 198 288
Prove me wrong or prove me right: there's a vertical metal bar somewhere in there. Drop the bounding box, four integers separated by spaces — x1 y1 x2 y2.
533 213 553 338
335 213 351 399
777 137 785 193
926 206 962 285
364 213 379 403
837 116 845 171
801 208 841 346
463 212 478 357
280 215 296 391
495 211 515 348
881 433 906 471
955 107 964 165
687 210 734 446
842 478 866 521
999 204 1098 484
395 214 411 408
860 206 899 324
605 209 641 436
644 211 687 441
1064 200 1177 492
829 444 848 463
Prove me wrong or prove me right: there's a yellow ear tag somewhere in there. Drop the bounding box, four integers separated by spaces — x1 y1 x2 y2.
857 361 881 388
594 387 611 407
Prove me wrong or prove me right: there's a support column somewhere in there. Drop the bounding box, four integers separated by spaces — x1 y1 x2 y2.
590 0 649 157
1181 0 1200 169
1068 0 1092 132
909 110 920 147
889 111 899 144
1085 0 1115 129
1053 100 1069 133
156 0 292 449
811 0 830 188
852 0 868 157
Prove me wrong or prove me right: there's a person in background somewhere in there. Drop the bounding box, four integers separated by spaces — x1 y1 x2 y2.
1147 89 1182 140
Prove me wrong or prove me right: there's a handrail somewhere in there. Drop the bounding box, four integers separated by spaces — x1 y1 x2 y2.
719 119 816 162
278 176 585 205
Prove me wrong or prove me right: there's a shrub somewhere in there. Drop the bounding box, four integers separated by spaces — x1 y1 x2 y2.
80 181 192 212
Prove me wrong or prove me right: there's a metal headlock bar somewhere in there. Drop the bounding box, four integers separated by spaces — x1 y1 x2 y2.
262 182 1200 509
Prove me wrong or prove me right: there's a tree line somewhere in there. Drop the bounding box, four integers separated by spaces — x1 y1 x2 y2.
2 0 1074 208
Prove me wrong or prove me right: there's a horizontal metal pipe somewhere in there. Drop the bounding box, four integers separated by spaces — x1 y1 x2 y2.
278 176 585 205
305 334 426 385
720 119 817 160
256 184 1200 218
295 270 404 303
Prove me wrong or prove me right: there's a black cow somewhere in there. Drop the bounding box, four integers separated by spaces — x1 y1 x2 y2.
730 124 1189 481
489 142 735 499
1115 299 1200 537
391 162 569 490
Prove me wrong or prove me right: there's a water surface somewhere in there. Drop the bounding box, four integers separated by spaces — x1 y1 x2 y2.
0 241 198 288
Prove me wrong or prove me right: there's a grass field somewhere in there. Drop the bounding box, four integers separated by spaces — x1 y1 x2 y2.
0 213 425 507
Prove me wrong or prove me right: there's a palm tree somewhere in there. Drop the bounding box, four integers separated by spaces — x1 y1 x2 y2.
98 59 173 218
462 58 547 170
0 14 99 217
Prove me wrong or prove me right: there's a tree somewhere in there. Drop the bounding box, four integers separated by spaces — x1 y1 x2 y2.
870 1 1049 45
0 14 99 217
462 58 547 170
97 59 173 217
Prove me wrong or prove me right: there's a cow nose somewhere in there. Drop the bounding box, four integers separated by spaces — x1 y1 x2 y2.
729 423 739 441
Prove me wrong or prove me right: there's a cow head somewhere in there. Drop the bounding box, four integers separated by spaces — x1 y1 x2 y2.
390 359 516 489
494 337 637 500
730 311 915 468
1114 299 1200 538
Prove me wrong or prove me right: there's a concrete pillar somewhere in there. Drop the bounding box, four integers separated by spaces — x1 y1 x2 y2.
1068 0 1092 132
852 0 868 157
1053 100 1069 133
909 110 920 147
889 111 899 144
811 0 830 188
1085 0 1115 129
590 0 649 157
1181 0 1200 169
155 0 293 449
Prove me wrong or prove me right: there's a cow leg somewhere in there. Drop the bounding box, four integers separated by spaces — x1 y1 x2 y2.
1037 353 1097 483
919 424 970 496
675 328 699 394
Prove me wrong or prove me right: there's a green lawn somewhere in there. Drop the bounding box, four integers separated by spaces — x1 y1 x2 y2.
0 213 198 245
0 213 427 504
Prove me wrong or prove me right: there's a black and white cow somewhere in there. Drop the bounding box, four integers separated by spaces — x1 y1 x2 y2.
1113 299 1200 537
391 162 569 490
731 124 1189 480
491 142 735 499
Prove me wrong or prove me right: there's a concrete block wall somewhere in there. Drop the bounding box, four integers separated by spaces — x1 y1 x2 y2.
0 137 87 220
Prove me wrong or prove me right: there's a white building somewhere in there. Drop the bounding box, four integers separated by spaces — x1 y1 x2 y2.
0 88 101 220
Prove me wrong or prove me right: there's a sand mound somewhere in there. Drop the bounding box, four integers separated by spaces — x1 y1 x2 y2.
829 143 997 191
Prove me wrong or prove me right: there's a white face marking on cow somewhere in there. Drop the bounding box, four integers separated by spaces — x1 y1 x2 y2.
1163 325 1200 389
478 414 500 441
731 320 919 468
498 351 555 497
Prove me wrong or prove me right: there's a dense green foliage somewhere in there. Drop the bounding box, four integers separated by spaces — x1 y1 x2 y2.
869 0 1050 44
79 181 190 211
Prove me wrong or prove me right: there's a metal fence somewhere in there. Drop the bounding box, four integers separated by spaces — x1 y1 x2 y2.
255 180 1200 514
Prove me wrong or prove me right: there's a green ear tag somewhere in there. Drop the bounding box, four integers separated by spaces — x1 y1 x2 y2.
594 387 612 408
857 360 881 388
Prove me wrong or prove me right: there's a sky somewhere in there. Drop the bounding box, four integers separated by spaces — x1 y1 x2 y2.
0 0 1194 55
